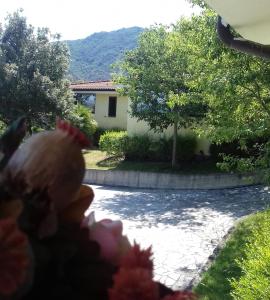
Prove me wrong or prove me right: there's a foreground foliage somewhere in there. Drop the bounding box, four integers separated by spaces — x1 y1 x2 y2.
195 209 270 300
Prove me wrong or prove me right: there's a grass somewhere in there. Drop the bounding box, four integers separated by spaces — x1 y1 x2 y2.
83 150 120 170
83 150 224 174
194 209 270 300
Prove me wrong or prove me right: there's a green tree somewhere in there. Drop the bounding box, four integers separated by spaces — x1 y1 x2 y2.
114 26 206 167
70 104 97 139
178 11 270 176
0 11 75 133
188 0 207 8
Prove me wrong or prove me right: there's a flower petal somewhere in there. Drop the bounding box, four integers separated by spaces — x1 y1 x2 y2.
0 199 23 219
109 268 159 300
0 218 29 296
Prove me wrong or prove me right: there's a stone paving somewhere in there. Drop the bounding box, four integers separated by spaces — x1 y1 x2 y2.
87 185 270 290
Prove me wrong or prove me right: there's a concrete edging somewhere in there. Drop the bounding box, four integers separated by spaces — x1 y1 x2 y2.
83 169 259 190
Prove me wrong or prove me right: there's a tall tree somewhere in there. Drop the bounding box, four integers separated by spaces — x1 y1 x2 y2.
114 26 206 167
177 10 270 174
188 0 207 8
0 11 75 133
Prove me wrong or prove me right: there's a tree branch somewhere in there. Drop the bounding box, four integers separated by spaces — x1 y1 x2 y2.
245 61 270 117
253 80 270 117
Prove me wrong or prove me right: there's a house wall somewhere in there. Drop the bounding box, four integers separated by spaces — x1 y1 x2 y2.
126 100 210 155
94 93 128 130
73 89 210 154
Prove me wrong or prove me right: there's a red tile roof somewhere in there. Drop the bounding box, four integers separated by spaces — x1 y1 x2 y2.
70 80 116 92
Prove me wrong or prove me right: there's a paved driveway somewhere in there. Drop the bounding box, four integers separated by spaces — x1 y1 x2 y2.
87 185 270 290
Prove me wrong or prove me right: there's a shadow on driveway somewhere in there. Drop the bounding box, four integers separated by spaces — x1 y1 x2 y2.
92 185 270 227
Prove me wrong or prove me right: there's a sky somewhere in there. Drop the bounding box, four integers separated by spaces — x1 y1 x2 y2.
0 0 200 40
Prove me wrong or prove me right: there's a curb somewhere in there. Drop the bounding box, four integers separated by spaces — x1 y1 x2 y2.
83 169 259 190
186 224 236 290
187 214 250 290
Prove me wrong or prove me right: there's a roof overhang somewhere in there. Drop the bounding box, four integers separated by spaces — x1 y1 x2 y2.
205 0 270 45
72 90 117 95
70 81 116 93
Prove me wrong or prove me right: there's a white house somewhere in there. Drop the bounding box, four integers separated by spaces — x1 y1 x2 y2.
71 80 210 154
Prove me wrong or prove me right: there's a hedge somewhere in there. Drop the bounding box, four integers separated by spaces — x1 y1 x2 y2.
99 131 198 162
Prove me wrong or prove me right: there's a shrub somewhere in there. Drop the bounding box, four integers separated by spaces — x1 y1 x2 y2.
210 141 242 160
99 131 128 156
99 131 198 162
149 136 172 162
210 137 268 161
176 134 197 162
150 134 197 162
125 135 152 161
93 127 123 147
31 126 44 133
125 134 197 162
147 134 197 162
70 104 97 140
93 127 106 147
0 120 7 135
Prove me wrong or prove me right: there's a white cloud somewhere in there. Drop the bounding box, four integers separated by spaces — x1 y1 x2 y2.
0 0 199 40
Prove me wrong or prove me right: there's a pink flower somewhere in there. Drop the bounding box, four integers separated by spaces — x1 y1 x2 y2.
0 218 29 296
82 212 131 264
109 268 159 300
120 243 154 275
162 291 197 300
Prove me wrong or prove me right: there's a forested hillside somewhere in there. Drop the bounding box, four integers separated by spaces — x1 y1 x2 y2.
67 27 144 81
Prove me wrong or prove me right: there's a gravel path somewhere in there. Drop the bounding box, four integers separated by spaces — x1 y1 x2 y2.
87 185 270 290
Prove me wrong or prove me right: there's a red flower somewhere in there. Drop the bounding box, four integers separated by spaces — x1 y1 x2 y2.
0 218 29 296
121 243 153 275
162 291 197 300
109 268 159 300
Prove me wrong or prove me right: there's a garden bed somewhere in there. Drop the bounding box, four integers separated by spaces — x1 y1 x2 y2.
83 150 224 175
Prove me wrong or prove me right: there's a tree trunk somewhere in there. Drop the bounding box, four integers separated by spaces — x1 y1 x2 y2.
27 119 33 135
172 119 178 168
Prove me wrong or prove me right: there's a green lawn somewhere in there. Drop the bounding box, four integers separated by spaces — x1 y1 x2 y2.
83 150 224 174
83 150 120 170
194 209 270 300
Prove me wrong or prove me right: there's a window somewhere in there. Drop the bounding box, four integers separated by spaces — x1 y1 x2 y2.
108 96 117 117
75 93 96 114
83 94 96 114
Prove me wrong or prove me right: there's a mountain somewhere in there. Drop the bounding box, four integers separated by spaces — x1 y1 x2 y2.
67 27 144 81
